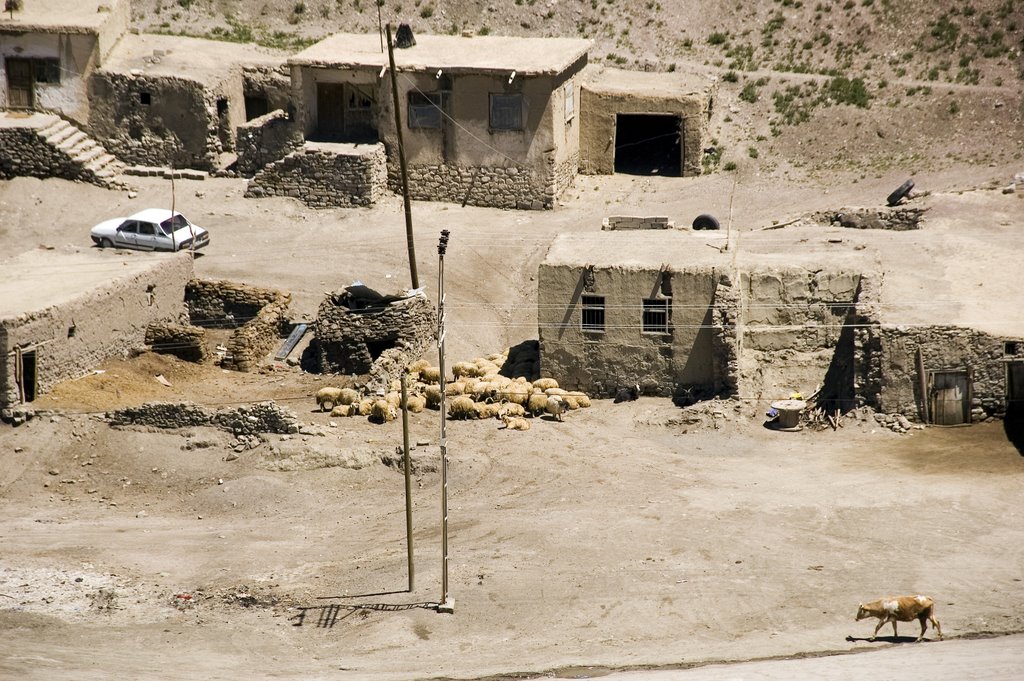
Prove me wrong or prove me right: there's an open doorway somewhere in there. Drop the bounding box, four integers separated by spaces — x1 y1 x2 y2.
614 113 682 176
17 348 37 403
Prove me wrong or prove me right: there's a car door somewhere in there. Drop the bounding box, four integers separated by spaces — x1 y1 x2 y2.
135 221 162 250
115 221 140 249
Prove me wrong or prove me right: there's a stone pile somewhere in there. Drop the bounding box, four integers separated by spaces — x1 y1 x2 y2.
602 215 674 230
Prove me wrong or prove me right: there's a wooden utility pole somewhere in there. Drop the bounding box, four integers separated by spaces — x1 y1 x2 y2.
401 369 415 591
385 23 419 290
436 229 453 614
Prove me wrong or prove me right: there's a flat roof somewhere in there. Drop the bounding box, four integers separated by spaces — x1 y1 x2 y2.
0 0 123 33
582 64 716 99
0 250 189 321
290 33 591 77
102 34 288 85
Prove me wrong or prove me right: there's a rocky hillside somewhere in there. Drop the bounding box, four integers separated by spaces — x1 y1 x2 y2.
132 0 1023 180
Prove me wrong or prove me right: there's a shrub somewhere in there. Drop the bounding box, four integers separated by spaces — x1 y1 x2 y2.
739 82 759 103
708 32 729 46
824 76 871 107
723 70 739 82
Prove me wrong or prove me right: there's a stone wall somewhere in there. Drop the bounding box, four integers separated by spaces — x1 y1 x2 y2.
145 321 208 363
602 215 673 230
386 160 551 211
710 273 741 397
822 207 925 231
185 279 291 372
245 143 387 208
315 292 435 394
107 400 301 434
234 110 303 178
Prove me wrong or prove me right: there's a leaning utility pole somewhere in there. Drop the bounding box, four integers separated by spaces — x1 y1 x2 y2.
436 229 453 614
401 369 414 592
385 23 419 290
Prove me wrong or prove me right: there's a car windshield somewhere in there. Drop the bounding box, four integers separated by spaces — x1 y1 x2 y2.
160 214 191 235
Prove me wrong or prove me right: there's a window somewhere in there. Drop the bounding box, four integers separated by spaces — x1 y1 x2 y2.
118 221 138 234
581 295 605 332
140 92 151 105
408 91 444 129
642 298 670 334
490 93 524 131
138 222 156 236
564 81 574 123
33 59 61 84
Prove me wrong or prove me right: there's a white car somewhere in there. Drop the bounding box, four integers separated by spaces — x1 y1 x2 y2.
90 208 210 251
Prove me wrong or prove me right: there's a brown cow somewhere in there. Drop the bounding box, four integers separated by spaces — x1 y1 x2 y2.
856 595 943 642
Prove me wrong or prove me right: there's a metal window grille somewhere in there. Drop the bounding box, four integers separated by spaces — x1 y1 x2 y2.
642 298 670 333
581 295 605 332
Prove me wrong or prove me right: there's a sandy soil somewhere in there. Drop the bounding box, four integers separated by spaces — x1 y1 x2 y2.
1 134 1023 680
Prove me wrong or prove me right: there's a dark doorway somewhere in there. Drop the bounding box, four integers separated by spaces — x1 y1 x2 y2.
245 94 269 121
19 349 37 402
1006 362 1024 454
314 83 377 142
6 58 34 109
614 113 682 176
366 337 396 362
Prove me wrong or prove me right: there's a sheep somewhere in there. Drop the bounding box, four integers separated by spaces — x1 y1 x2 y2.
369 399 397 424
473 402 501 420
451 361 480 379
567 391 591 408
533 377 559 391
498 402 526 419
338 387 360 406
526 392 550 417
419 366 442 384
560 393 581 410
544 387 568 396
424 385 443 409
404 394 427 413
385 391 402 409
315 387 344 412
614 384 640 403
357 398 375 416
448 395 477 420
408 358 431 375
504 383 531 406
330 404 356 417
500 415 531 431
546 395 566 422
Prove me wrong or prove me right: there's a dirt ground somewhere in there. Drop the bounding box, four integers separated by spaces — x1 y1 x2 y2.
2 160 1024 679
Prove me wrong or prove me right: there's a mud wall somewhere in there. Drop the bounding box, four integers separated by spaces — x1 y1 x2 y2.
0 253 194 407
538 263 723 399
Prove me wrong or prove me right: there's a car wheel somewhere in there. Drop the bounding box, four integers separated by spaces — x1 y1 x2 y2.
692 214 720 231
100 238 114 249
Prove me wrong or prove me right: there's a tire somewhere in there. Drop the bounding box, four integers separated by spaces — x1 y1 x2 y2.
692 214 720 231
100 238 114 249
886 179 914 207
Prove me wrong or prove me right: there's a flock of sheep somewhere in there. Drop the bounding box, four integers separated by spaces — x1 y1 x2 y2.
313 350 592 431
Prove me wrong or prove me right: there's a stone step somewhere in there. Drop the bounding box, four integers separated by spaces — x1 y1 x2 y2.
38 117 69 138
73 145 104 165
44 122 77 145
56 130 88 151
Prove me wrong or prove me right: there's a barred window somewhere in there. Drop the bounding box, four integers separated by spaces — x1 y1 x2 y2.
408 91 444 129
490 94 524 131
581 295 605 332
642 298 670 334
33 59 61 84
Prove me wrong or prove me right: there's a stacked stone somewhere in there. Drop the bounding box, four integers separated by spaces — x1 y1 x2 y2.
108 401 211 429
552 152 580 200
386 161 549 210
245 145 387 208
186 279 283 329
210 401 301 435
234 111 303 178
225 295 290 372
145 322 208 362
826 207 925 231
314 294 436 389
602 216 673 230
107 400 300 434
710 273 741 398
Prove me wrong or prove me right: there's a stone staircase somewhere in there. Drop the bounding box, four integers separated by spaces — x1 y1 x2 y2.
36 116 125 187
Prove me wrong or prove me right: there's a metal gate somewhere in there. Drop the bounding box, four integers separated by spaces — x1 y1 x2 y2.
929 370 969 426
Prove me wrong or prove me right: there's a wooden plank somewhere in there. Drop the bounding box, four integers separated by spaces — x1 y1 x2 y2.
274 323 308 361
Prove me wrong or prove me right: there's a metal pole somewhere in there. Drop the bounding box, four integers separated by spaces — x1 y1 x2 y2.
377 1 384 53
436 229 453 614
401 369 414 591
385 23 420 290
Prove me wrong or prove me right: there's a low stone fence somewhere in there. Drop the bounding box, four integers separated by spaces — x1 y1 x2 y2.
822 207 925 231
234 110 303 178
602 215 674 230
245 142 387 208
145 322 208 362
388 161 550 210
185 279 291 371
107 400 301 435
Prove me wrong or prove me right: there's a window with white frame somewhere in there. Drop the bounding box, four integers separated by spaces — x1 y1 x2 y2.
408 91 444 129
581 295 605 332
642 298 670 334
490 93 524 131
564 81 574 123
